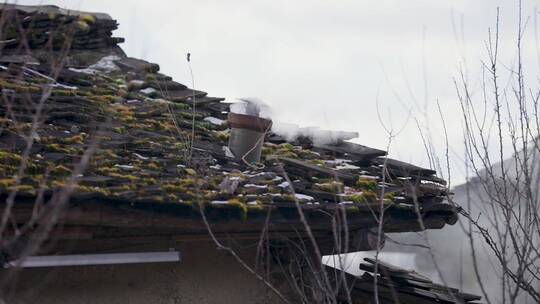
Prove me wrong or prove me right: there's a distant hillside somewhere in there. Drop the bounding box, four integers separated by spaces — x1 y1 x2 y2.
385 148 540 303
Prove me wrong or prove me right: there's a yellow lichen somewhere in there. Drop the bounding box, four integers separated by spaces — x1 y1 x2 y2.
112 127 125 134
45 144 63 153
15 184 35 195
95 166 120 175
107 172 138 182
384 192 395 201
308 159 325 166
213 130 229 143
0 151 21 165
344 191 378 204
314 181 343 193
184 168 196 176
0 178 15 190
51 165 71 176
77 14 96 24
162 183 183 193
356 177 378 192
65 134 85 144
76 20 90 32
146 162 160 170
228 198 248 220
141 177 157 185
51 180 66 188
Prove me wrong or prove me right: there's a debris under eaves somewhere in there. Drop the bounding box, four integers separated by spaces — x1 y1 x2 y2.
328 258 482 304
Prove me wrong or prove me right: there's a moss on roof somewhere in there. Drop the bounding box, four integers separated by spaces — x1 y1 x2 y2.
0 4 455 229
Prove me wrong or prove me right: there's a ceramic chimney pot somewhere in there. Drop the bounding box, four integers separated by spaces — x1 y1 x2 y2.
227 112 272 164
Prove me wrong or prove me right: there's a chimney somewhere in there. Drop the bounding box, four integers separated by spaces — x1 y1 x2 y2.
227 112 272 164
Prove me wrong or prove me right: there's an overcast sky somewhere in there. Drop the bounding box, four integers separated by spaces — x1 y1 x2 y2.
12 0 540 185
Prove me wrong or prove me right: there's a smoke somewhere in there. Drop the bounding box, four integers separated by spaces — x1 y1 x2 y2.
271 122 358 146
384 150 540 303
229 98 272 118
228 98 358 145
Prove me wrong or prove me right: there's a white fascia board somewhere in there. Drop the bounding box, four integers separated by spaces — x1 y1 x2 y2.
5 251 181 268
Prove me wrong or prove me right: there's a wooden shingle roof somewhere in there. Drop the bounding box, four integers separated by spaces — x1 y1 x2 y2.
0 4 457 243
